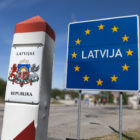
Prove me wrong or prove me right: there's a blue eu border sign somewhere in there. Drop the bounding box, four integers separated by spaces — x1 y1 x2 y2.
65 15 139 91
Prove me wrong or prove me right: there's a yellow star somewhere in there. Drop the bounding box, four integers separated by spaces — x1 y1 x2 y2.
98 24 104 30
96 79 103 86
122 34 129 42
72 52 77 58
85 29 91 35
74 65 80 72
126 49 133 56
83 75 90 82
122 64 129 71
112 26 118 32
75 38 81 45
110 75 118 82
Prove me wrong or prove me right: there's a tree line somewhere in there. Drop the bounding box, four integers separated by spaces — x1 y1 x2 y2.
52 89 128 105
0 79 128 104
0 79 6 99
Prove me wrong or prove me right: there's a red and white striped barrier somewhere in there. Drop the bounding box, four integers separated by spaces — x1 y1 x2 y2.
1 16 55 140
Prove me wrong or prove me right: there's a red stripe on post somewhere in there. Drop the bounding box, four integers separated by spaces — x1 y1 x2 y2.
14 16 55 41
13 121 35 140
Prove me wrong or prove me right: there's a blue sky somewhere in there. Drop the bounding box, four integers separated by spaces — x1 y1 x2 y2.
0 0 140 89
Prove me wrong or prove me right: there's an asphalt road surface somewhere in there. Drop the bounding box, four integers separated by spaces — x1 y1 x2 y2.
48 103 140 140
0 103 140 140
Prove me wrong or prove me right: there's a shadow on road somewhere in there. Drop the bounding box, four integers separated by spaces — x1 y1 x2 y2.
109 126 134 140
90 122 100 125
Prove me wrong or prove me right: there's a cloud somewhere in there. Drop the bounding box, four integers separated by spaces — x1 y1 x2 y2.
0 0 14 9
71 13 77 22
0 0 39 9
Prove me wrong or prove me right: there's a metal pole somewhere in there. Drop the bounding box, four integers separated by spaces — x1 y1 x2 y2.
119 92 123 140
77 90 82 140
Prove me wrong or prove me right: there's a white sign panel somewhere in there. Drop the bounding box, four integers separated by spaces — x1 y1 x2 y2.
5 46 43 103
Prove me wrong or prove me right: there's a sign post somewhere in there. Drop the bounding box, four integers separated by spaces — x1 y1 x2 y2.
66 15 139 139
77 90 82 140
1 16 55 140
119 92 123 140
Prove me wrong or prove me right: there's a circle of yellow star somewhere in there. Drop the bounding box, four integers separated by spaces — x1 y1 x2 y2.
96 79 103 86
75 38 81 45
110 75 118 82
74 65 80 72
85 29 91 35
122 34 129 42
126 49 133 56
98 24 104 30
112 26 118 32
122 64 129 71
83 75 90 82
72 52 77 58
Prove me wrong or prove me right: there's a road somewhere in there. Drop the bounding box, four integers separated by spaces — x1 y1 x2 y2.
0 103 140 140
48 103 140 140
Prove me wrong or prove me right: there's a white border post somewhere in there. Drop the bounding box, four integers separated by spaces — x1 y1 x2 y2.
1 16 55 140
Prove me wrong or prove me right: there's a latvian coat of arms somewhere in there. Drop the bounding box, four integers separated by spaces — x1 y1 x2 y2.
8 59 40 87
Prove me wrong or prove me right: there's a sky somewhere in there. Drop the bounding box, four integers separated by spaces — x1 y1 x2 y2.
0 0 140 90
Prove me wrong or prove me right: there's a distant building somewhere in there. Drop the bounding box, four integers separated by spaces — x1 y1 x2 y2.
112 91 119 104
64 94 72 100
127 92 140 109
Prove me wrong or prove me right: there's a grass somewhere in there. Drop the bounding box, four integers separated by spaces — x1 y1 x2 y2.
86 128 140 140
